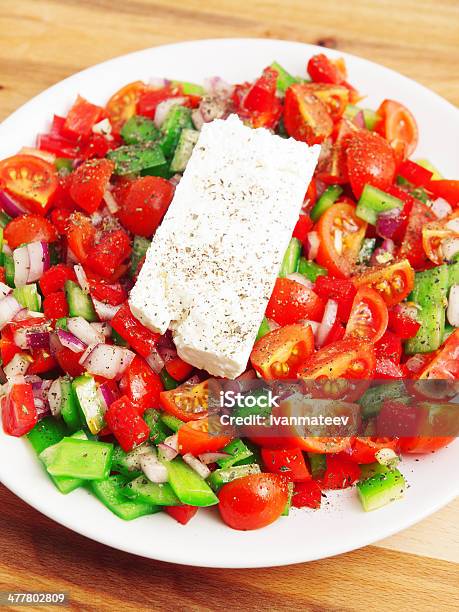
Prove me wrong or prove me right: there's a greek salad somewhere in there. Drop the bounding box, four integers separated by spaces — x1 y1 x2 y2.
0 53 458 530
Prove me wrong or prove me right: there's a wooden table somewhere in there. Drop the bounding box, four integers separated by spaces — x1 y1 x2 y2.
0 1 458 610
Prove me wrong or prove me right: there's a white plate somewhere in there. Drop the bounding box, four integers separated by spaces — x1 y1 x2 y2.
0 39 458 568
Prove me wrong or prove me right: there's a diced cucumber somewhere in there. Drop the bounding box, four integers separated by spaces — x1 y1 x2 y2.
120 115 159 145
129 235 151 278
359 382 410 419
13 283 41 311
90 475 159 520
163 457 219 506
159 105 194 159
171 80 206 95
108 143 167 176
27 416 68 455
169 128 199 173
122 475 181 506
256 317 271 341
357 466 406 512
60 378 82 432
4 254 15 287
358 238 377 265
279 238 301 278
207 463 261 492
307 453 327 480
72 375 106 435
111 444 143 478
356 185 403 225
310 185 343 222
143 409 170 444
65 280 97 322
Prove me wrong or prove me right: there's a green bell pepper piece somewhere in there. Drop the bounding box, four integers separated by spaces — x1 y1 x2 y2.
160 413 184 433
159 368 179 390
307 453 327 480
13 284 41 311
108 143 167 176
0 210 12 229
270 61 298 93
164 457 219 506
90 475 159 520
4 254 15 287
39 430 90 494
122 475 181 506
279 237 301 277
207 463 261 492
143 409 170 444
310 185 343 222
217 439 253 469
298 257 328 282
27 417 68 455
41 437 113 480
359 381 410 419
171 80 205 95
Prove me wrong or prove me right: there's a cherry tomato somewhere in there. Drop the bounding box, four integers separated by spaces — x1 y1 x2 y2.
119 355 163 414
316 118 357 184
375 99 418 163
266 278 325 326
292 214 313 243
398 436 453 454
4 214 57 250
55 346 85 377
69 158 114 214
298 337 376 379
353 259 415 307
111 302 160 357
27 349 57 375
348 437 399 464
116 176 175 237
418 329 459 380
86 273 127 306
314 276 357 321
315 202 367 278
63 96 104 140
177 418 231 456
292 480 322 509
0 155 58 214
375 330 402 364
422 210 459 265
250 323 315 380
218 473 289 530
235 67 282 129
317 455 360 489
106 81 146 132
303 83 349 121
284 83 334 145
85 229 131 279
399 198 437 270
261 447 311 482
345 286 388 343
65 212 96 263
307 54 345 85
346 131 396 198
160 380 209 422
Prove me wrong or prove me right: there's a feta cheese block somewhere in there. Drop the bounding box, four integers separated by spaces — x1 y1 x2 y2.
129 114 320 378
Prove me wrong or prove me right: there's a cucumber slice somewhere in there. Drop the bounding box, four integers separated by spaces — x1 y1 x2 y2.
169 128 199 173
65 280 97 322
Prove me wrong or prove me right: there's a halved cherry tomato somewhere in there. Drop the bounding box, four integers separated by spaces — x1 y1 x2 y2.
106 81 146 132
1 383 37 437
345 286 388 343
65 212 96 263
85 229 131 279
236 67 282 129
292 480 322 509
0 155 58 214
261 447 311 481
4 213 57 250
69 158 114 214
315 202 367 278
316 118 357 184
164 357 194 382
348 436 399 464
284 83 333 145
111 302 160 357
250 323 315 380
303 83 349 121
314 276 357 321
266 278 325 326
418 329 459 380
0 326 21 365
426 180 459 208
374 99 418 163
298 337 376 380
63 96 104 140
317 455 360 489
116 176 175 237
422 210 459 265
398 436 453 454
177 418 231 456
388 303 421 339
307 54 345 85
346 130 396 198
119 355 163 414
353 259 415 307
218 473 289 530
160 380 209 422
399 198 437 270
375 330 402 364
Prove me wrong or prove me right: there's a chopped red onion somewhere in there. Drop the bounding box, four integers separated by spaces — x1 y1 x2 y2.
140 452 168 483
49 331 63 357
145 348 165 374
286 273 313 288
182 453 211 478
381 238 395 253
92 297 121 321
34 396 51 420
157 345 178 363
4 353 31 379
57 328 87 353
182 373 203 386
446 217 459 233
305 231 320 261
299 319 320 335
67 316 104 346
191 108 204 130
267 318 280 331
447 284 459 327
73 264 89 293
81 343 135 379
375 207 403 239
235 369 257 382
405 354 427 373
48 378 63 417
316 299 338 348
91 322 112 338
353 110 365 128
202 76 234 97
198 451 230 464
0 295 23 330
27 241 49 283
154 98 187 128
442 237 459 261
432 197 452 219
27 331 50 349
0 282 12 299
0 189 28 217
92 118 112 136
98 380 120 408
157 442 179 461
103 189 119 214
13 245 30 287
157 330 175 351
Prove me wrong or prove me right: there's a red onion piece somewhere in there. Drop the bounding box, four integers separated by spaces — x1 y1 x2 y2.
27 331 50 349
34 396 51 421
286 273 313 288
375 207 403 239
182 453 211 478
57 328 87 353
48 378 63 417
27 241 48 283
299 319 320 335
154 98 187 128
13 245 30 287
98 380 120 408
91 322 111 338
202 76 234 97
74 264 90 293
353 110 365 128
432 197 452 219
81 343 135 379
267 318 280 332
157 442 178 461
305 231 320 261
4 353 30 379
145 348 165 374
67 316 104 346
103 190 118 214
92 297 121 322
0 295 23 330
381 238 395 253
140 452 168 483
157 330 175 351
316 299 338 348
0 282 12 299
191 108 204 130
198 451 230 464
157 345 178 363
0 189 28 217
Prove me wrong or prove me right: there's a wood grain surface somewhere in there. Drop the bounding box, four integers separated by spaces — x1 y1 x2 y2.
0 1 458 610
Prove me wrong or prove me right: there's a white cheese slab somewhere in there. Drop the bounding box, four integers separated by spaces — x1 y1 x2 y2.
129 115 320 378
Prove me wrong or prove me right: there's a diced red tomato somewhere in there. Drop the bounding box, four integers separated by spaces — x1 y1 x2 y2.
177 418 231 456
317 455 360 489
84 229 131 279
105 395 150 452
307 54 345 85
86 273 127 306
250 323 315 379
164 505 198 525
218 473 289 530
111 302 160 358
388 304 421 339
418 329 459 380
4 214 57 250
0 326 21 366
37 133 79 159
303 83 349 122
0 155 58 214
65 212 96 263
50 208 73 235
1 383 37 437
323 320 346 345
399 199 436 270
55 346 85 377
165 357 194 382
292 214 313 243
119 355 163 414
345 286 388 343
398 160 432 187
261 448 311 482
233 67 282 129
62 96 104 140
284 83 333 145
69 158 114 214
43 291 69 320
375 330 402 364
426 180 459 208
374 99 418 163
27 349 57 375
316 118 357 184
39 264 77 296
314 276 357 321
347 436 399 464
345 130 396 198
106 81 146 132
137 85 182 118
292 480 322 509
116 176 175 237
160 380 208 422
79 133 117 160
266 278 325 326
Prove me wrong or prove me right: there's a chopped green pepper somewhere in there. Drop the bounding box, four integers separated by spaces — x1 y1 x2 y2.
164 456 219 506
90 475 159 520
122 475 181 506
160 413 184 433
270 61 298 93
41 437 112 481
207 463 261 492
217 439 253 469
279 237 301 277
